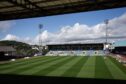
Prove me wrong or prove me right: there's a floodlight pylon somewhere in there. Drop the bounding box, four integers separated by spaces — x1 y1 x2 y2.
39 24 43 55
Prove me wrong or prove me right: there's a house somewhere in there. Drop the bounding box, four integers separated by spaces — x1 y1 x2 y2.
0 46 16 56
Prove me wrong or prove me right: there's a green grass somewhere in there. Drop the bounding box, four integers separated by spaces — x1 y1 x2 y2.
95 56 113 79
0 56 126 80
62 56 89 77
77 56 96 78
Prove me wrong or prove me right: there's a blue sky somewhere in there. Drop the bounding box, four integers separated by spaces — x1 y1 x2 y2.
0 7 126 45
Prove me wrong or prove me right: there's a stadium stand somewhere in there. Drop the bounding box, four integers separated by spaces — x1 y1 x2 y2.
45 43 106 56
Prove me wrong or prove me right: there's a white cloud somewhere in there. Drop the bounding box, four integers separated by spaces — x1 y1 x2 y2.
108 13 126 36
1 12 126 45
34 12 126 45
0 21 15 32
2 34 33 45
2 34 19 41
22 37 33 45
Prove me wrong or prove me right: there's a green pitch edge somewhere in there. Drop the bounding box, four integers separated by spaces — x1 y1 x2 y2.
109 57 126 75
0 56 47 66
32 56 76 76
105 57 126 80
0 56 62 74
95 56 113 79
0 56 40 65
77 56 96 78
19 56 72 75
61 56 89 77
0 56 50 70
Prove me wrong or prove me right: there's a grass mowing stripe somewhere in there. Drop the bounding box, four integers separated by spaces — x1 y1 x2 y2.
18 56 69 75
61 56 89 77
105 57 126 80
0 56 50 70
32 56 75 76
77 56 95 78
95 56 113 79
46 56 83 77
109 56 126 74
0 56 61 74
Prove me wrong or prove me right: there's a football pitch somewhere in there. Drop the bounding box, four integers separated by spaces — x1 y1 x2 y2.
0 56 126 80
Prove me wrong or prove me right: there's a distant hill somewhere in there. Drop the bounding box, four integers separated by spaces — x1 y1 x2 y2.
0 40 38 56
0 40 30 47
0 40 31 52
